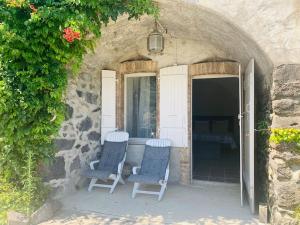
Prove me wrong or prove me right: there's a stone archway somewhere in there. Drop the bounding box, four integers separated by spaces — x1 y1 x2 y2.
84 0 274 117
53 0 276 197
83 2 275 204
85 0 273 76
43 1 300 224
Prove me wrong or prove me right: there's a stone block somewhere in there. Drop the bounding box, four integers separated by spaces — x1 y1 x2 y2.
277 166 293 181
54 139 75 150
271 207 299 225
30 200 62 225
259 204 268 224
65 104 74 120
276 182 300 208
70 156 81 172
270 144 300 161
85 92 98 104
179 159 191 185
273 99 300 116
122 162 133 178
273 64 300 83
76 90 83 97
81 144 90 153
272 64 300 103
7 211 29 225
272 81 300 100
269 157 292 181
74 177 90 190
39 156 66 181
78 117 92 131
92 107 100 112
87 131 101 141
271 115 300 128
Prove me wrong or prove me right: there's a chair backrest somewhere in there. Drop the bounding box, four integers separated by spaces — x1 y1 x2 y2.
98 132 129 173
146 139 172 147
140 139 171 179
105 131 129 142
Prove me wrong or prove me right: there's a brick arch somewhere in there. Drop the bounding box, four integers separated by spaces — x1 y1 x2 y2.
189 62 240 77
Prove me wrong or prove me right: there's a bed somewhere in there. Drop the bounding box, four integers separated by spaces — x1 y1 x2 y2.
192 116 237 150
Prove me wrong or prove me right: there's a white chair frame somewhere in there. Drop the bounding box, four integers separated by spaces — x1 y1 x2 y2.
131 164 170 201
131 139 171 201
87 131 129 194
88 153 127 193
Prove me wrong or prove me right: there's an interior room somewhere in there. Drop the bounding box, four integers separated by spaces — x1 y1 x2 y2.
192 77 240 183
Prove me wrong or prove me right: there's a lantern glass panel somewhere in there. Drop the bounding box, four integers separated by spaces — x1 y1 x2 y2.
147 32 164 54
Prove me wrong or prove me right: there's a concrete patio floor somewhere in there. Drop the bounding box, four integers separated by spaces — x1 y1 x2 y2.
40 183 261 225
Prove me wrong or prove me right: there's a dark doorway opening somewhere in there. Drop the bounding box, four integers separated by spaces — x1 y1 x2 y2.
192 77 240 183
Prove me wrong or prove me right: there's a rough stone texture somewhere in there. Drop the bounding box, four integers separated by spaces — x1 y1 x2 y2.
272 115 300 129
42 3 300 224
81 144 90 153
122 162 133 178
184 0 300 66
78 117 93 131
45 65 101 194
39 156 66 182
179 148 191 185
87 131 101 141
259 204 268 224
65 104 74 120
7 211 29 225
30 200 62 225
70 156 81 172
83 0 300 88
85 92 98 105
273 99 300 117
54 139 75 151
269 65 300 225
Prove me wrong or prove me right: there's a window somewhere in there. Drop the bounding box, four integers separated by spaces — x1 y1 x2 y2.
125 74 156 138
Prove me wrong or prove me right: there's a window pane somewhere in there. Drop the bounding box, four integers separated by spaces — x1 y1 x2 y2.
126 76 156 138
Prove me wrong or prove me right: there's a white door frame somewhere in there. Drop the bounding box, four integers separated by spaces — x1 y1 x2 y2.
190 74 240 186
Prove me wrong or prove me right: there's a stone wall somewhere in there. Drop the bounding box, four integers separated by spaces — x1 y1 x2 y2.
269 64 300 225
179 148 191 184
40 64 102 194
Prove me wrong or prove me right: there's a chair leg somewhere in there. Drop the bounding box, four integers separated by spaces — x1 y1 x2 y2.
158 184 167 201
109 176 120 194
119 176 125 185
88 178 97 192
132 182 140 199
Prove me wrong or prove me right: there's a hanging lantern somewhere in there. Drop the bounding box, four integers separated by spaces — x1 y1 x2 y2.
147 20 165 55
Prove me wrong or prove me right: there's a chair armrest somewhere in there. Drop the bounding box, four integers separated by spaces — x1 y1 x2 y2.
90 160 100 170
159 164 170 185
117 153 127 175
164 164 170 182
132 166 141 175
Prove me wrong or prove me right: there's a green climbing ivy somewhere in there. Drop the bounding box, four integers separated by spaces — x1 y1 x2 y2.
270 128 300 152
0 0 158 222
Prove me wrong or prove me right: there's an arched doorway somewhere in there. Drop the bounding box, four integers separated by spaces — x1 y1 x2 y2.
85 0 273 214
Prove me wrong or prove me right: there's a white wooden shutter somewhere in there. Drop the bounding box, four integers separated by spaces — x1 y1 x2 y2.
101 70 116 144
159 65 188 147
242 58 255 213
